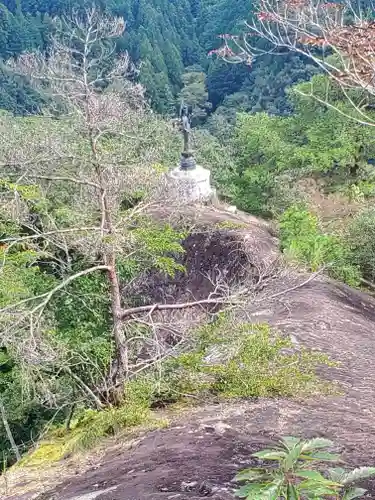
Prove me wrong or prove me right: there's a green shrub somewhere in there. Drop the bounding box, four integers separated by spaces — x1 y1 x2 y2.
131 222 186 277
18 315 334 466
233 166 276 217
279 205 361 286
234 436 375 499
347 208 375 282
215 220 247 230
154 315 334 402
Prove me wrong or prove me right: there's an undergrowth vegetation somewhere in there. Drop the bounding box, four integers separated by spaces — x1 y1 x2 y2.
19 379 160 466
20 315 334 466
155 315 334 402
279 206 361 286
278 204 375 287
347 209 375 283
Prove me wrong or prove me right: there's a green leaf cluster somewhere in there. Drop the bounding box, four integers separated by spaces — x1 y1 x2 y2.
235 436 375 499
131 222 186 277
279 205 361 286
346 208 375 282
0 244 55 308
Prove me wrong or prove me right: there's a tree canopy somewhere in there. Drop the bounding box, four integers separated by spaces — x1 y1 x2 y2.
0 0 321 116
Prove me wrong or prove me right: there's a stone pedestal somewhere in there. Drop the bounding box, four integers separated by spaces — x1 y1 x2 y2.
165 165 213 204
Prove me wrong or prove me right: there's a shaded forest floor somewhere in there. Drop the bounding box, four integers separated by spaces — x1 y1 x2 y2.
3 206 375 500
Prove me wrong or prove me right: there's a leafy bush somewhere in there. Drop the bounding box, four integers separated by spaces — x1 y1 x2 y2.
154 315 334 403
347 208 375 282
131 222 186 277
64 385 152 452
279 205 361 286
235 436 375 499
20 378 158 466
232 165 276 217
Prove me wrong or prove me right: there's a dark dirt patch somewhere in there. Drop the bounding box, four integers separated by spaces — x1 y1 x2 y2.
125 231 252 306
123 205 278 307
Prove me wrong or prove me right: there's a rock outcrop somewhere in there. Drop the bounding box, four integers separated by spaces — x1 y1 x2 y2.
4 205 375 500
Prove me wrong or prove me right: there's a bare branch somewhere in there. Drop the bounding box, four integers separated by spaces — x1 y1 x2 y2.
0 227 104 244
14 174 100 189
63 366 104 410
0 398 21 462
119 294 248 319
265 267 325 300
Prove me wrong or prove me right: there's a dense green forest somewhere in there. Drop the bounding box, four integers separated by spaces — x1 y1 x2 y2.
2 0 375 474
0 0 317 115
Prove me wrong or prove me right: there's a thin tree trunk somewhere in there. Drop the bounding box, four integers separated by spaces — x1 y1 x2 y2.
89 133 128 395
107 259 128 382
65 403 76 431
0 398 21 462
82 34 128 398
101 209 129 402
102 202 128 391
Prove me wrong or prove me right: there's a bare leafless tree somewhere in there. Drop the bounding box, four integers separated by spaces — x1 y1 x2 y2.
210 0 375 126
0 9 249 409
0 9 148 400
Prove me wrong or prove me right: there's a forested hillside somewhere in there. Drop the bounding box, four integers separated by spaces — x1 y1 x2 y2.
0 0 316 115
0 0 200 113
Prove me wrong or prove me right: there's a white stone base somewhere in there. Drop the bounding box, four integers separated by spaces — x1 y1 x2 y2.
164 165 213 204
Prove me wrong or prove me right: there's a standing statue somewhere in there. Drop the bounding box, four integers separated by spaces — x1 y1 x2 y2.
179 103 196 170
